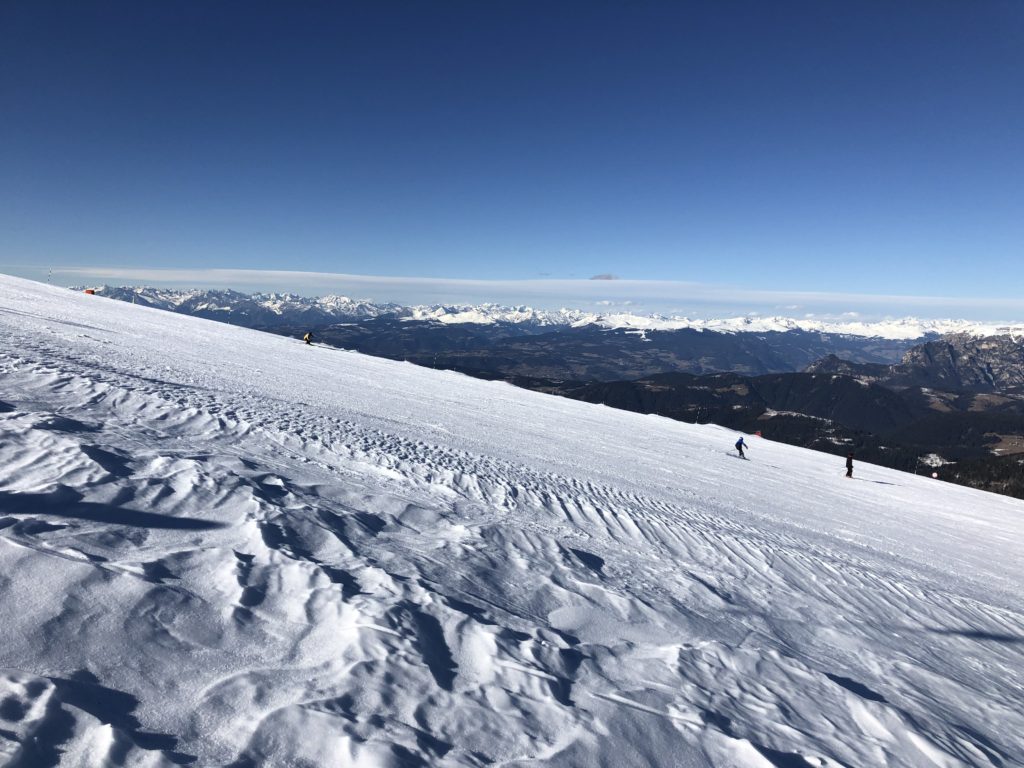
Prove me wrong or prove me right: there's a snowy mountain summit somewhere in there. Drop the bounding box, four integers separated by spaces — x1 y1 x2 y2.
3 274 1023 766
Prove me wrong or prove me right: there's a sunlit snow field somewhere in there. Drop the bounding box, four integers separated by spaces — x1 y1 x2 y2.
1 275 1022 767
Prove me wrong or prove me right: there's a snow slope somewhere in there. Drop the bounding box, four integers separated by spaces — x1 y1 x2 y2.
2 274 1022 767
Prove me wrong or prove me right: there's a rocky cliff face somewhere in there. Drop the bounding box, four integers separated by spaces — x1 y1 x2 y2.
807 335 1024 393
900 334 1024 391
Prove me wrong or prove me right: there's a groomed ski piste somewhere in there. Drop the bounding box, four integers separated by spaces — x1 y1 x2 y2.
1 274 1022 767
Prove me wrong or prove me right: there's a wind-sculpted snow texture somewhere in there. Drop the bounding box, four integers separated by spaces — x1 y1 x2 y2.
1 275 1022 767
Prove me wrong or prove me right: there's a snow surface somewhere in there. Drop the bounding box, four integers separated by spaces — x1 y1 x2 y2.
2 274 1023 767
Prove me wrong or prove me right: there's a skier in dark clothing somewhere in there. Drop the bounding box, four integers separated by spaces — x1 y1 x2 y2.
303 331 313 345
735 437 748 459
846 452 854 478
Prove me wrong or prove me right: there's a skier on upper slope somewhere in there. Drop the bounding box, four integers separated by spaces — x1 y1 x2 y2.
303 331 313 345
735 436 748 459
846 451 854 478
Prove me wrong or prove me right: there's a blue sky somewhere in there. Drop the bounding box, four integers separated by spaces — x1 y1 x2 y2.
2 2 1023 318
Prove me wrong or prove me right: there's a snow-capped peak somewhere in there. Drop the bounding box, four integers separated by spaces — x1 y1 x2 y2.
582 313 1024 339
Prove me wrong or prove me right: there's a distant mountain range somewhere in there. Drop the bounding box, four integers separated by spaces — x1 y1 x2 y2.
76 284 1024 380
78 285 1024 340
77 286 593 328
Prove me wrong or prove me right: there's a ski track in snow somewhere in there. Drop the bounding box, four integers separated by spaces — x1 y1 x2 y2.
1 276 1023 767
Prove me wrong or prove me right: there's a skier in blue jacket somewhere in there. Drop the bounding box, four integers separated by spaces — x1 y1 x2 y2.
735 436 748 459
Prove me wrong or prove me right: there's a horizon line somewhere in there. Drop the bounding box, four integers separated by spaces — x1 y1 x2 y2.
7 266 1024 322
